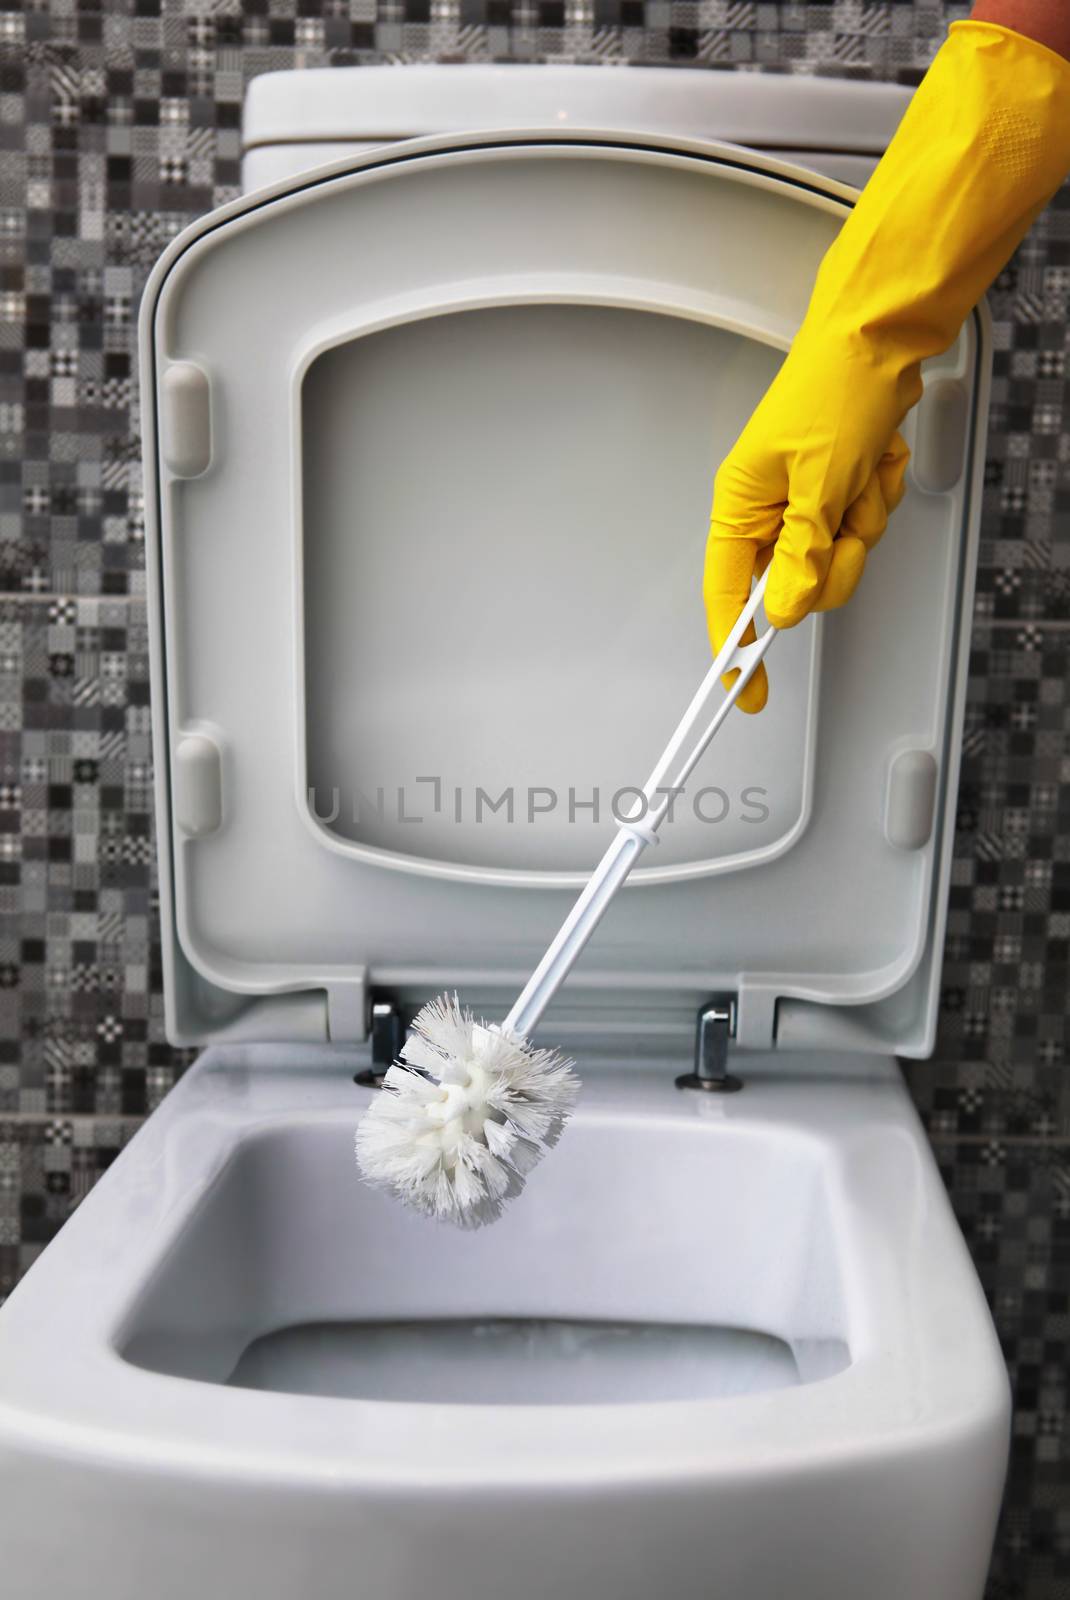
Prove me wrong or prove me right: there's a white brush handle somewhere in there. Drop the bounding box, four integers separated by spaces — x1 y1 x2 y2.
503 572 776 1041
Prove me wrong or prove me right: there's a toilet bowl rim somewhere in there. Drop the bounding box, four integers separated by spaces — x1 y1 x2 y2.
0 1051 1010 1486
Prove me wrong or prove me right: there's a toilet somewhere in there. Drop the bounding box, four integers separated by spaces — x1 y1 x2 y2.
0 66 1011 1600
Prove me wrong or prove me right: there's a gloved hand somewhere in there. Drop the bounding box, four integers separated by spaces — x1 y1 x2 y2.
705 20 1070 712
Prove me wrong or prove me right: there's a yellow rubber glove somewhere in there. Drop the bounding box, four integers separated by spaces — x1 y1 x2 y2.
705 20 1070 712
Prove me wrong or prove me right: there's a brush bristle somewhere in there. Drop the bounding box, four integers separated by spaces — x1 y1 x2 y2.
354 993 579 1226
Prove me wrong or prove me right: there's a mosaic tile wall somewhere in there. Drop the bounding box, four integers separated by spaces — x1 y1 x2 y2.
0 1 1066 1595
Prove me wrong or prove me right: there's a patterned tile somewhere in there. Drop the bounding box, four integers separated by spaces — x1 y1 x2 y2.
976 187 1070 627
934 1143 1070 1600
0 3 1067 1597
908 627 1070 1143
0 596 191 1117
0 1114 144 1302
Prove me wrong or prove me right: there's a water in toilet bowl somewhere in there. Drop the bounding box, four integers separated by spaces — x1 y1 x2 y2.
225 1317 851 1405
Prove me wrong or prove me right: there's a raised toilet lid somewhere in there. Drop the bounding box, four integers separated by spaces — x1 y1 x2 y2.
140 131 988 1056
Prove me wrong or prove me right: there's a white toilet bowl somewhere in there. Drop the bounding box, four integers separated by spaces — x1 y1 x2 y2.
0 64 1010 1599
0 1049 1008 1599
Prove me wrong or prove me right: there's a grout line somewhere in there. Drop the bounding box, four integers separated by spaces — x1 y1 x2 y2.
928 1133 1070 1148
0 590 1068 628
976 618 1070 632
0 591 143 606
0 1111 149 1124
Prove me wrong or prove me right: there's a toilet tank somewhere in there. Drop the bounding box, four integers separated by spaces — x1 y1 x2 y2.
241 65 912 194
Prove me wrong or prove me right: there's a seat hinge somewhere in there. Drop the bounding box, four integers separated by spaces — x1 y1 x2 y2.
353 994 404 1087
676 993 743 1093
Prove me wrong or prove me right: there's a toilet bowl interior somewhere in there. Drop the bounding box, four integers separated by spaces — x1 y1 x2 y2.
115 1107 850 1405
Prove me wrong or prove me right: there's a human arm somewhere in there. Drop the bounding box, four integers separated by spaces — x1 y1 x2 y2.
971 1 1070 61
705 9 1070 712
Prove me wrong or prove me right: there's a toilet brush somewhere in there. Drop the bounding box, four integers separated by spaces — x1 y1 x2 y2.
356 573 777 1225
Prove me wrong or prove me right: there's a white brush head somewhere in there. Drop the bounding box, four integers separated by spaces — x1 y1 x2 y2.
355 993 579 1227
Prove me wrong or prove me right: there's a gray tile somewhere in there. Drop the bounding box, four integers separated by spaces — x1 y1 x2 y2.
908 626 1070 1144
0 597 191 1116
933 1141 1070 1600
0 1114 145 1304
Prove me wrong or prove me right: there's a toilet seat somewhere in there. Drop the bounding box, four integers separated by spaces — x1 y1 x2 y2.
141 130 987 1058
